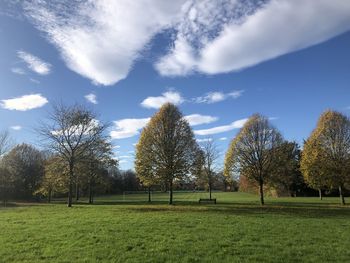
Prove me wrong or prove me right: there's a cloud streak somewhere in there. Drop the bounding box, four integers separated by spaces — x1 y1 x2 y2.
0 94 48 111
110 113 218 139
194 90 244 104
194 118 248 136
85 93 98 104
141 90 184 109
156 0 350 77
24 0 186 85
17 50 51 75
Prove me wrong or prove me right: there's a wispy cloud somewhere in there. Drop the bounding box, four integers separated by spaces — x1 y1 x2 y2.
196 138 212 143
11 67 26 75
10 125 22 131
184 114 218 126
24 1 186 85
24 1 350 84
85 93 98 104
110 118 150 139
111 113 218 139
156 0 350 77
141 90 184 109
17 50 51 75
30 78 40 84
194 90 243 104
119 155 133 159
194 118 248 136
219 137 227 141
0 94 48 111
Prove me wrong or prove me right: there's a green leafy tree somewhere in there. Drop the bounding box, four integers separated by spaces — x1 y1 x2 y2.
83 139 117 204
135 103 199 204
224 114 283 205
3 143 45 199
269 141 304 197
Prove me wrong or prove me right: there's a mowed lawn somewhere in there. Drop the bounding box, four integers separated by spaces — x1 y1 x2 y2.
1 192 350 263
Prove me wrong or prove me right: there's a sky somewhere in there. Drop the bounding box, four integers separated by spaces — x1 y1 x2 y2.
0 0 350 170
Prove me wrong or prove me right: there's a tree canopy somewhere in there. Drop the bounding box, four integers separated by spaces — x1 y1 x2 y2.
135 103 199 204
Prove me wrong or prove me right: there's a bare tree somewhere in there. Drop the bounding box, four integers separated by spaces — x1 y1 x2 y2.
39 104 109 207
0 130 13 206
0 130 12 157
198 139 220 200
225 114 283 205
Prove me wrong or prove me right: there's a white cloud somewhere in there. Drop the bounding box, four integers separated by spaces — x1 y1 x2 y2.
194 90 243 104
110 113 217 139
30 78 40 84
17 50 51 75
119 155 133 159
184 114 217 126
24 1 350 84
0 94 48 111
11 125 22 131
24 0 187 85
119 160 128 164
141 90 184 109
196 138 212 143
219 137 227 141
85 93 98 104
156 0 350 77
11 67 26 75
194 118 248 136
110 118 150 139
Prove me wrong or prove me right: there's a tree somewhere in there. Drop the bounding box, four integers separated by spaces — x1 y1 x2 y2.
196 139 220 200
39 104 109 207
0 130 13 206
224 114 283 205
135 131 159 202
36 155 68 203
269 142 304 197
2 144 45 199
135 103 199 204
301 138 328 200
301 110 350 205
82 139 117 204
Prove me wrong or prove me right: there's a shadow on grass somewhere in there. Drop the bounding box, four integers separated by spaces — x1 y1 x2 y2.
3 198 350 219
100 200 350 219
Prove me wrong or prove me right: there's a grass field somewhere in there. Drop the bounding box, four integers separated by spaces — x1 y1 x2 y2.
1 192 350 262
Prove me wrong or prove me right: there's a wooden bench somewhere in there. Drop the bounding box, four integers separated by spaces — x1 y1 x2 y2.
199 198 216 204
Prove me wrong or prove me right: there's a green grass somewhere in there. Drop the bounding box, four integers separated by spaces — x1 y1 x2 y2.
1 192 350 262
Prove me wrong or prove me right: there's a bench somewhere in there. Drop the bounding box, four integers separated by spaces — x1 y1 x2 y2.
199 198 216 204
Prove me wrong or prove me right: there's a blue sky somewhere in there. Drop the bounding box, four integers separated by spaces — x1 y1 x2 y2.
0 0 350 170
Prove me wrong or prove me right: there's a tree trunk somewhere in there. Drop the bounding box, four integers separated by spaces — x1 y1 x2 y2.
318 189 322 200
88 179 93 204
75 182 80 201
209 183 212 200
148 186 151 202
68 161 73 207
169 179 173 205
48 189 52 203
339 185 345 205
259 180 264 205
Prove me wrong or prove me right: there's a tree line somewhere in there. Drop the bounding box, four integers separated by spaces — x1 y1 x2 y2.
136 104 349 205
1 103 349 206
